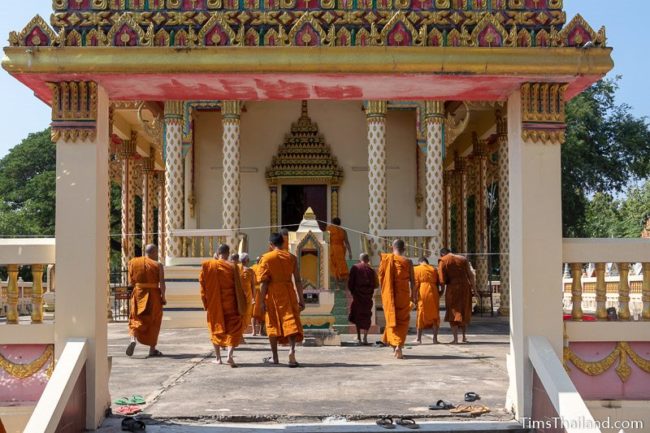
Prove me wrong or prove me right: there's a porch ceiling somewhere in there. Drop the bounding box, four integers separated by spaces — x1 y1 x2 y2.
2 46 612 103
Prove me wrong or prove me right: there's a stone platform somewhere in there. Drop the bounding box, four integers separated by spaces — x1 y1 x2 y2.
101 317 512 431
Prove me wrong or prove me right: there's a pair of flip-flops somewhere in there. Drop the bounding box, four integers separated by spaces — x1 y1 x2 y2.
428 392 482 411
114 405 142 416
121 417 146 431
114 395 146 406
376 417 419 429
450 405 491 416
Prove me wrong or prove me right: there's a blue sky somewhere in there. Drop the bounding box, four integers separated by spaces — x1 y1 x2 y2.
0 0 648 157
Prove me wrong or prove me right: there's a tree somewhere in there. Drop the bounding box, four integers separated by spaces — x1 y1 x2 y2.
618 182 650 238
583 192 622 238
562 78 650 237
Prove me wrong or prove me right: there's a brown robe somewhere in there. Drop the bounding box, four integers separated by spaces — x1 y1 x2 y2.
379 254 412 347
256 249 304 344
200 259 246 347
438 254 474 326
347 262 377 330
128 257 163 347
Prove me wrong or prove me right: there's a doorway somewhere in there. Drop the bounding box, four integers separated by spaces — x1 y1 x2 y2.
281 185 327 231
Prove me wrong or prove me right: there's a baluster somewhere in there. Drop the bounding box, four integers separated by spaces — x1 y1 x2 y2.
642 263 650 321
191 237 197 258
617 262 631 321
595 262 607 321
6 265 19 324
31 264 45 324
209 237 215 258
200 236 205 257
181 237 187 257
570 263 583 321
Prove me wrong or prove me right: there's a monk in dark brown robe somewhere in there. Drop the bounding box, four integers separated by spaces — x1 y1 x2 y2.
348 253 377 345
126 244 166 358
438 248 475 344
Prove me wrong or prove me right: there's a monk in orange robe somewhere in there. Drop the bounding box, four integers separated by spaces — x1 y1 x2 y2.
126 244 166 358
438 248 475 344
327 217 352 290
257 233 305 367
250 256 264 336
413 257 442 344
268 229 289 252
379 239 415 359
238 253 256 335
200 244 247 367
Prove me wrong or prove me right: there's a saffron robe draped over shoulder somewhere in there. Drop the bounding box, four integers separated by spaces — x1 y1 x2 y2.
438 254 473 326
347 262 377 330
414 263 441 329
327 225 349 280
256 250 304 344
128 256 163 347
379 254 412 347
200 259 245 347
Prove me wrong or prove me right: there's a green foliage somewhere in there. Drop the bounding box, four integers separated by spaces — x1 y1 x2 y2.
0 129 56 236
563 78 650 237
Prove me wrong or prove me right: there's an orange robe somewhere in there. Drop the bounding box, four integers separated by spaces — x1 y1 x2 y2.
379 254 412 347
239 264 256 331
128 257 163 347
200 259 246 347
414 263 441 329
438 254 473 326
250 263 263 320
256 249 303 344
327 225 349 280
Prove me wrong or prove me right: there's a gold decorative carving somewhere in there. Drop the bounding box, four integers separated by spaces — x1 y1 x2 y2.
643 263 650 321
49 81 98 143
365 101 387 118
6 265 19 324
521 82 567 145
31 264 45 324
0 345 54 380
565 342 650 383
424 100 445 123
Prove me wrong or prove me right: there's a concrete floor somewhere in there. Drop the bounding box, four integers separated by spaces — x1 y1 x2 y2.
103 317 513 430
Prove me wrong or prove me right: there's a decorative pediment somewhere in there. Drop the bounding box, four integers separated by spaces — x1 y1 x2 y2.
266 101 343 186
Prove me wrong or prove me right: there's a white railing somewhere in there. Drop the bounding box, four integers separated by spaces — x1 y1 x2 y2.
170 229 247 260
528 336 600 433
361 229 435 259
23 339 87 433
562 238 650 321
0 239 55 325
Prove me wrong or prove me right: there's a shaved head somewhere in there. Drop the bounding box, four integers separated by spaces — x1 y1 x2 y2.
145 244 158 260
392 239 405 254
217 244 230 259
360 253 370 263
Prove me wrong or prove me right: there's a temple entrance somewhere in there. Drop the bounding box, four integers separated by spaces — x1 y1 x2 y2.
281 184 327 231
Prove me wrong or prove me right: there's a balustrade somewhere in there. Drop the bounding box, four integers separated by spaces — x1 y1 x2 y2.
171 229 248 259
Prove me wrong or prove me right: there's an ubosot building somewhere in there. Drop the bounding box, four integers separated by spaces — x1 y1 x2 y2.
2 1 650 432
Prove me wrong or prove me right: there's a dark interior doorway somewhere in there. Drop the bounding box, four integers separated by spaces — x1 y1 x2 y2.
281 185 327 231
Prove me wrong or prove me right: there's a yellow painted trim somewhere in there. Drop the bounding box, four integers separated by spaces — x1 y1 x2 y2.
2 46 613 76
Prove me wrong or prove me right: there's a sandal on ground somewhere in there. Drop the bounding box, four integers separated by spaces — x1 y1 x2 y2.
114 405 142 416
429 400 455 410
469 405 490 416
376 417 395 429
395 417 419 429
121 416 146 431
288 361 300 368
449 404 472 414
126 342 136 357
262 357 278 365
147 350 163 358
464 392 480 402
114 397 130 406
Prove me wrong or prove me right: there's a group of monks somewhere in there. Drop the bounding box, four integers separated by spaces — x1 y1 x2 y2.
125 220 475 366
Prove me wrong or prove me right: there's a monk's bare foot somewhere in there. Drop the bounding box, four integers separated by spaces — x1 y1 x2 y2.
288 353 300 368
227 358 238 368
395 348 404 359
213 357 223 365
450 340 459 345
433 339 439 345
411 340 422 345
463 338 469 343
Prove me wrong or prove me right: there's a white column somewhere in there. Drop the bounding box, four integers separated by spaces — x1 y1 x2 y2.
156 171 166 262
475 143 489 299
164 101 184 264
221 101 242 250
424 101 445 257
120 137 136 270
460 160 468 254
506 85 565 419
366 101 387 262
141 157 155 247
497 111 511 316
53 82 110 428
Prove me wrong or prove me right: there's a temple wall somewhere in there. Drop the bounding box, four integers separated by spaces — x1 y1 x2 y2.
194 101 421 258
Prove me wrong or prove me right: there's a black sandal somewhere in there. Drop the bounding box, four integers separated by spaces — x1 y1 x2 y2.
396 417 419 429
376 417 395 429
464 392 480 402
147 350 163 358
126 342 136 357
121 417 146 432
429 399 455 410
